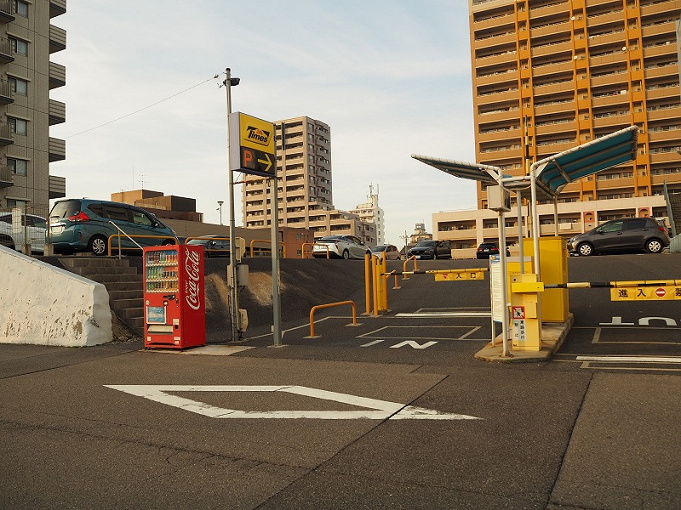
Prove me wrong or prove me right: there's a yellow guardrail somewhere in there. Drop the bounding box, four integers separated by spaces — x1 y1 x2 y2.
402 256 418 280
306 300 358 338
301 242 330 259
249 239 287 258
107 234 179 257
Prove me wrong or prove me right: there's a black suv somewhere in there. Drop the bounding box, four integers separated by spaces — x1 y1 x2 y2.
407 239 451 259
566 217 670 256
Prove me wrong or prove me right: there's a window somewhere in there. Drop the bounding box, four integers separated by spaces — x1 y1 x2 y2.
8 157 27 176
8 117 27 135
131 209 153 227
14 1 28 17
8 77 27 96
10 37 28 56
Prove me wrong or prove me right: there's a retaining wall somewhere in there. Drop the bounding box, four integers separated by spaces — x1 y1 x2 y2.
0 245 112 346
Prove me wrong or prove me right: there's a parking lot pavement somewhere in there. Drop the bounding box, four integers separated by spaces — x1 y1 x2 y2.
2 336 680 509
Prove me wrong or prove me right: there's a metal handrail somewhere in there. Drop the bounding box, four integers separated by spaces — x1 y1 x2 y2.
106 222 178 257
108 221 142 258
301 242 330 259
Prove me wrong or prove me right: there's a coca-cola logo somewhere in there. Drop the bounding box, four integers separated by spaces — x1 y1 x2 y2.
184 248 201 310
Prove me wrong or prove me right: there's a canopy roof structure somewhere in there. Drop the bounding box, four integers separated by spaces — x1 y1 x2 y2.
531 125 638 194
412 125 638 200
410 155 503 184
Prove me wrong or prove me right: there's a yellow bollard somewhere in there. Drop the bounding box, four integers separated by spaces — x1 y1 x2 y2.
372 255 379 316
364 253 372 315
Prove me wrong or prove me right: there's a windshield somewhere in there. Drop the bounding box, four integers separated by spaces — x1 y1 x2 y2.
415 240 435 247
372 246 387 252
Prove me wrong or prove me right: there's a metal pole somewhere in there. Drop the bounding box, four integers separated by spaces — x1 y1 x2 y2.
226 67 240 342
498 211 510 357
271 125 282 346
517 190 524 274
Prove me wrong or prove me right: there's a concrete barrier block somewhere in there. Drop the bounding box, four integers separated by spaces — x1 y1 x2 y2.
0 245 113 346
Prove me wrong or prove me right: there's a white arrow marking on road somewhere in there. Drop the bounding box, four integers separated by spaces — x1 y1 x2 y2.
104 385 482 421
390 341 438 349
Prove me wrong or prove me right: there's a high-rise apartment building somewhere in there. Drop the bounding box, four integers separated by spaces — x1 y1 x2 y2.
350 184 385 244
0 0 66 215
470 0 681 204
242 115 377 246
243 116 332 228
435 0 681 257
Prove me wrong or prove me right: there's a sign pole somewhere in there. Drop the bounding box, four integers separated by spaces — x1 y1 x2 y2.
270 169 282 346
225 68 240 342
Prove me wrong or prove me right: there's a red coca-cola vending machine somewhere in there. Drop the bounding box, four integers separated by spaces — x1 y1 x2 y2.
142 244 205 349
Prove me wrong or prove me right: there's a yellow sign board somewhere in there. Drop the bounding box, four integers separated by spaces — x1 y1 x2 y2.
434 271 485 282
229 112 276 177
610 286 681 301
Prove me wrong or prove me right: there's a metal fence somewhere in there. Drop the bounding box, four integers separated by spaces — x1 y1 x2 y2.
0 205 51 255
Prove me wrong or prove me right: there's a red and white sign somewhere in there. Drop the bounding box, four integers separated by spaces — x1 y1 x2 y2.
655 287 666 298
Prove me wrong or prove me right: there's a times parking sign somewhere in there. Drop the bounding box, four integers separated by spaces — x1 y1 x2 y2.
229 112 276 178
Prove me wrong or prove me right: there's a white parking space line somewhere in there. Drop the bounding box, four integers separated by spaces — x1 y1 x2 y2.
396 312 491 318
576 356 681 364
105 385 484 421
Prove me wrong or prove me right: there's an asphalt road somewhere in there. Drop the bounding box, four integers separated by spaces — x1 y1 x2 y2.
1 253 680 509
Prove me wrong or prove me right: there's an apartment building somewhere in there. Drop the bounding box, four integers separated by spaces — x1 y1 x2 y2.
0 0 66 216
437 0 681 255
242 115 377 246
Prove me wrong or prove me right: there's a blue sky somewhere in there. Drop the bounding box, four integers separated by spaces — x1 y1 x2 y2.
51 1 478 245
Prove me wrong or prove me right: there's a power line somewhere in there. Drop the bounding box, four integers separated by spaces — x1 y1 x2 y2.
65 74 220 139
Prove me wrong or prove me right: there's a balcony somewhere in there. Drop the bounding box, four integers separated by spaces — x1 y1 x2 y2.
49 0 66 18
0 38 13 64
49 62 66 89
49 99 66 125
0 164 12 187
48 137 66 162
0 121 13 145
49 25 66 53
0 80 13 104
0 0 13 24
49 175 66 199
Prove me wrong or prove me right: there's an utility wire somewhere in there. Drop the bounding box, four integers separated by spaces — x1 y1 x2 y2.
65 74 220 139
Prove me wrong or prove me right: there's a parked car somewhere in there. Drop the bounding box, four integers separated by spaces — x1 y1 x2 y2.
566 217 670 256
186 235 231 257
48 199 177 256
476 242 510 259
407 239 451 260
371 244 401 260
0 213 46 254
312 235 371 259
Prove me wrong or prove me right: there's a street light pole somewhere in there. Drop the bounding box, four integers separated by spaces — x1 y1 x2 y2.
225 67 240 342
217 200 224 225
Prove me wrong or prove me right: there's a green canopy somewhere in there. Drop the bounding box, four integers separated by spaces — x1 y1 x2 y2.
533 125 638 194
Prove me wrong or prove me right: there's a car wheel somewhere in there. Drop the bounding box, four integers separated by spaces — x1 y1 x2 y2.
89 235 107 256
342 249 350 259
577 242 594 257
645 238 663 253
0 234 14 249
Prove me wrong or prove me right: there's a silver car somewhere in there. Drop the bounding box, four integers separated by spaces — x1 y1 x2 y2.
0 213 46 254
312 235 371 259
